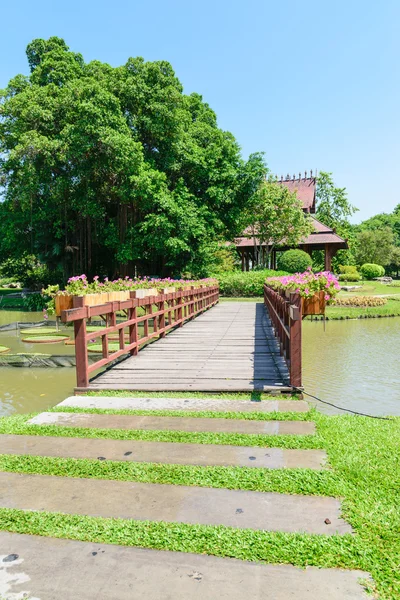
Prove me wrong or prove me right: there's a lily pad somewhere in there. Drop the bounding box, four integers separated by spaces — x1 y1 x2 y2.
21 328 68 336
21 335 70 344
88 342 123 353
0 345 10 353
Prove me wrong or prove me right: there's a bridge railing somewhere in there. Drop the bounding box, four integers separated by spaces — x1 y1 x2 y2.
263 284 302 388
61 285 219 390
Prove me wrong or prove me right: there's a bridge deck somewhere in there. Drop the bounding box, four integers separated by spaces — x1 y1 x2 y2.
88 302 291 393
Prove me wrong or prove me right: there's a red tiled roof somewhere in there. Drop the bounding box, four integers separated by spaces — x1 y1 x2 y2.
279 177 316 212
235 217 347 249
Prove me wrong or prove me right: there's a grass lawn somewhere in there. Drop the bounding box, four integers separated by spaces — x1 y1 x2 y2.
325 297 400 319
0 406 399 599
338 280 400 296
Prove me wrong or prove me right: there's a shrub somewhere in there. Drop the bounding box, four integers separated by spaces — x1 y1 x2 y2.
360 263 385 280
277 250 312 274
338 265 359 275
0 255 54 290
334 296 387 307
338 273 362 282
216 270 288 297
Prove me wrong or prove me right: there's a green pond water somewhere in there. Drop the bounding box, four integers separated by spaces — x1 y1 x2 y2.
0 310 399 417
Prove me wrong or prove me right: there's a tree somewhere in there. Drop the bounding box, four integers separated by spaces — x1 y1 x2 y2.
315 172 359 270
387 246 400 277
244 179 313 268
355 228 394 267
0 37 264 280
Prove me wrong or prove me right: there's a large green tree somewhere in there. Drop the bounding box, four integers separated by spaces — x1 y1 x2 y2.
0 37 266 280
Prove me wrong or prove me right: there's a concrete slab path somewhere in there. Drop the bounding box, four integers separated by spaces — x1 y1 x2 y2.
0 434 327 469
0 532 370 600
58 395 309 412
0 472 351 535
29 411 315 436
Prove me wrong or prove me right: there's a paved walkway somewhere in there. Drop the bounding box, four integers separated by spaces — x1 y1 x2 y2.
88 302 292 393
0 394 371 598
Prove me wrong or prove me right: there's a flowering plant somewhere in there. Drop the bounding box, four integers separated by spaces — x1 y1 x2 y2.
265 268 340 302
60 275 218 296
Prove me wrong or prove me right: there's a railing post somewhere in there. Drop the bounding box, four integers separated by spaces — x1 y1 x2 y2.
289 293 302 388
129 294 138 356
73 296 89 389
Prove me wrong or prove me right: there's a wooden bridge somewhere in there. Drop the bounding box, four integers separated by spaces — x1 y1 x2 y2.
61 285 302 394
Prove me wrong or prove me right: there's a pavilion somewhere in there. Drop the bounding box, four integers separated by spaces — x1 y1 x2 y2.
234 172 348 271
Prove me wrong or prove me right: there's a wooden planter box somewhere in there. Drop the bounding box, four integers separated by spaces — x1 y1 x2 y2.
133 288 158 299
159 287 176 294
82 293 109 307
302 291 326 316
107 291 130 302
55 294 73 317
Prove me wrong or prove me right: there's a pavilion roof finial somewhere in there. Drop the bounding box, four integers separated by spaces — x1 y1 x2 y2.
305 170 308 178
310 169 313 177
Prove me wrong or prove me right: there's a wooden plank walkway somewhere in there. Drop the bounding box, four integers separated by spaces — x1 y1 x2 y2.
88 302 291 393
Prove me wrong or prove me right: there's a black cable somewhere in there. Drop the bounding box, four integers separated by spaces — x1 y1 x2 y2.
293 387 392 421
261 306 391 421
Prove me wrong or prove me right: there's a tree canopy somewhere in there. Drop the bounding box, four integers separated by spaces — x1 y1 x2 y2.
0 37 266 280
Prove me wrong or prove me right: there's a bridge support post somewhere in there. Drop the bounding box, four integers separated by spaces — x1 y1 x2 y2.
289 293 302 388
72 296 89 389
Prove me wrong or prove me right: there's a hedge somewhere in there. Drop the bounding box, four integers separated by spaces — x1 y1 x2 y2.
215 270 289 297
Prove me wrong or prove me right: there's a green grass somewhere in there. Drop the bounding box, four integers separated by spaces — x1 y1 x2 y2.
0 410 398 598
338 280 400 296
0 414 320 449
52 405 312 421
0 454 337 496
84 390 299 400
325 298 400 320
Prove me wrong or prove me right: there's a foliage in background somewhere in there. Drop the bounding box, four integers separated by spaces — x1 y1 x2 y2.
0 255 55 289
277 249 312 274
216 270 288 297
360 263 385 280
242 179 313 268
0 37 266 280
315 172 358 270
355 228 394 267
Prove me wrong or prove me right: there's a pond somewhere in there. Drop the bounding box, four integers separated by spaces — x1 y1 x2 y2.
302 317 400 416
0 309 399 417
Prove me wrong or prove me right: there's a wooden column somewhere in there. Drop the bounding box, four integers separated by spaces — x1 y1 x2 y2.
324 244 333 271
72 296 89 389
241 249 245 272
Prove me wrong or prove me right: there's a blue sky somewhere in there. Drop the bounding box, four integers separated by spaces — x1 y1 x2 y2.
1 0 399 222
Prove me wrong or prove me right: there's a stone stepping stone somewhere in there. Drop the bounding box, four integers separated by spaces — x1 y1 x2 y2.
0 434 326 470
0 531 370 600
57 396 309 413
28 412 315 436
0 472 351 535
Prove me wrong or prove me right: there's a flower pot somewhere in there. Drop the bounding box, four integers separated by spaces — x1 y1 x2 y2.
302 291 326 316
78 293 109 307
55 294 73 317
133 288 158 299
107 291 130 302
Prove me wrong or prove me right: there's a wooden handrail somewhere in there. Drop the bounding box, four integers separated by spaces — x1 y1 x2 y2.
61 285 220 389
263 284 302 388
